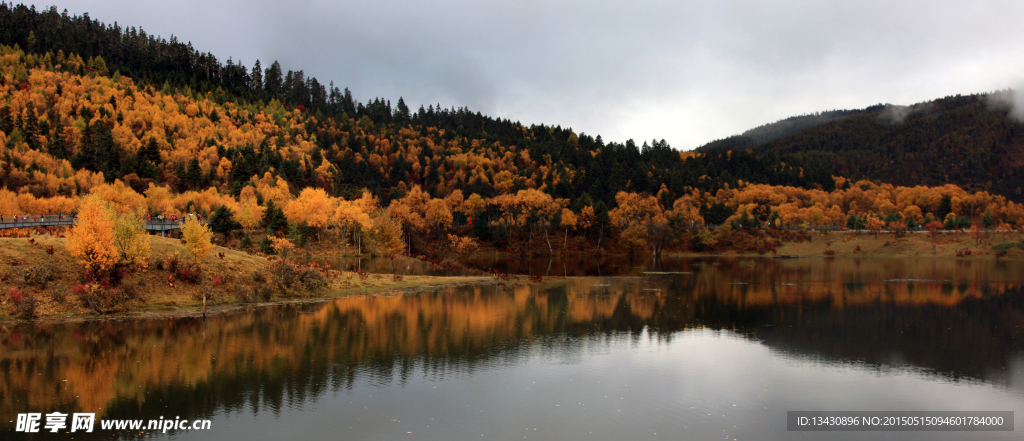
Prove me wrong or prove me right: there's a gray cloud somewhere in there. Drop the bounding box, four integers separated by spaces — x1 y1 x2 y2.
986 88 1024 123
36 0 1024 149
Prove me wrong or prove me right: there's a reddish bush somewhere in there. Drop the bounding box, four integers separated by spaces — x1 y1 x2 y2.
356 268 369 281
211 275 223 286
73 284 88 296
8 286 23 304
165 255 181 275
824 249 837 256
854 244 862 252
392 274 403 282
45 245 55 255
176 266 201 284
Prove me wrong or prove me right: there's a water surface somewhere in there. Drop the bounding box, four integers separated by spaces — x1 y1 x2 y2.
3 257 1024 440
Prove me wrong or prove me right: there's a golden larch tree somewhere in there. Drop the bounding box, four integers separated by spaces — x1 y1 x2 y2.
66 194 119 274
181 216 213 261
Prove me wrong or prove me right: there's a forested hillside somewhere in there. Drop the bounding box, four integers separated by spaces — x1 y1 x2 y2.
696 108 866 152
698 94 1024 203
1 2 1023 260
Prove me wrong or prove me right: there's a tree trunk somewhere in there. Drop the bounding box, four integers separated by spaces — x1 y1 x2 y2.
342 227 348 256
563 229 568 250
595 224 603 253
544 227 553 255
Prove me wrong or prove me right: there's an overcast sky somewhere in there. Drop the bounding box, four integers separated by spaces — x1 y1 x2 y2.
39 0 1024 149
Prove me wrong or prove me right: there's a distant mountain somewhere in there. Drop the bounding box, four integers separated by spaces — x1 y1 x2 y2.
697 94 1024 202
695 108 868 152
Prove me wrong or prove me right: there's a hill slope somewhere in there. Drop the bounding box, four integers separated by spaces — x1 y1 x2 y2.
698 94 1024 202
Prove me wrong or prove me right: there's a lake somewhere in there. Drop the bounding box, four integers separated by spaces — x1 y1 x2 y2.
3 257 1024 440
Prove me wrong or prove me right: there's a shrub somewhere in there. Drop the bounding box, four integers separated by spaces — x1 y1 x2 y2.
77 283 142 314
16 292 37 319
49 284 69 303
176 265 201 284
855 244 862 252
165 254 181 275
269 260 328 296
992 242 1016 251
8 286 24 304
251 270 267 284
255 285 273 302
235 287 254 303
239 234 253 250
23 261 57 289
823 249 837 256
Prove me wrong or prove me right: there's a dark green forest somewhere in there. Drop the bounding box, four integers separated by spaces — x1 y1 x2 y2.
698 96 1024 202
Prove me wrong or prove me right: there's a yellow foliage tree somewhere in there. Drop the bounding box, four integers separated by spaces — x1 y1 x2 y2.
560 208 577 250
112 213 150 268
369 210 405 259
236 186 263 231
268 236 295 257
66 195 119 274
425 198 453 253
334 199 374 255
180 216 213 261
609 192 670 255
286 187 335 241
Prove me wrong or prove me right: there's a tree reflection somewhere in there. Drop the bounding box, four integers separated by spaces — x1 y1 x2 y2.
1 258 1023 438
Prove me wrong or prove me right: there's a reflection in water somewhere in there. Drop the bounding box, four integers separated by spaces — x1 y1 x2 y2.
2 258 1024 440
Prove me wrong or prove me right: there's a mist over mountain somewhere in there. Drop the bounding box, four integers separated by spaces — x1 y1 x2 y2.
696 93 1024 202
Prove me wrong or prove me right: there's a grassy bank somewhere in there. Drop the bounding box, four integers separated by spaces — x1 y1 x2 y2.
775 230 1024 259
0 233 499 322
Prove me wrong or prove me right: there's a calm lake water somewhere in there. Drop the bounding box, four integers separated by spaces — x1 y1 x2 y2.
3 257 1024 440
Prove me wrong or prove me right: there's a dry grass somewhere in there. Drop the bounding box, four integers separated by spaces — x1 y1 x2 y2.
775 230 1024 259
0 231 494 322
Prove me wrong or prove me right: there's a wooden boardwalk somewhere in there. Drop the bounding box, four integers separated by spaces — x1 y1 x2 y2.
0 215 185 232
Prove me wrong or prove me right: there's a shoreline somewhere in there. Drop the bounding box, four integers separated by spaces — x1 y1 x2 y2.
1 276 523 326
2 230 1022 324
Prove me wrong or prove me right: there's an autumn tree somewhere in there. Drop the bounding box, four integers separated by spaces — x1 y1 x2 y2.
425 198 453 254
268 236 295 257
181 216 213 262
866 217 886 239
285 187 335 242
559 208 577 251
65 194 119 275
369 210 404 258
577 206 596 241
334 199 373 256
887 220 906 239
609 192 670 256
112 213 151 268
236 186 264 231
